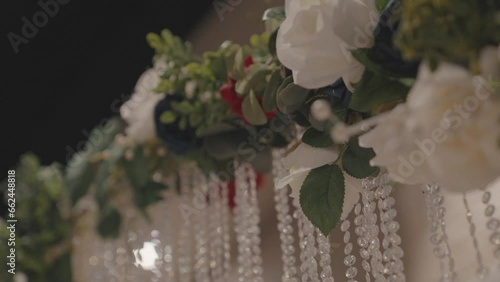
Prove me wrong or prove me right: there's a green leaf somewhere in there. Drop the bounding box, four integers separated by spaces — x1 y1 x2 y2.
65 158 94 206
301 127 334 148
189 111 203 127
277 82 310 114
97 206 122 238
242 91 268 125
133 181 168 211
235 64 272 95
300 164 345 236
160 111 177 124
342 136 379 178
231 46 246 80
349 70 409 113
262 7 286 21
262 70 282 111
146 33 162 50
376 0 390 12
94 143 124 208
124 146 150 189
172 101 193 114
268 28 279 56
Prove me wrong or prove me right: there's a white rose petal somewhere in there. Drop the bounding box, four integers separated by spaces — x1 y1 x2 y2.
120 63 165 143
277 0 379 89
360 61 500 192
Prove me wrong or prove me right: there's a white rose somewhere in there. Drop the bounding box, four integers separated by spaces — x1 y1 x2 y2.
276 143 362 220
360 62 500 192
276 0 379 90
120 63 165 143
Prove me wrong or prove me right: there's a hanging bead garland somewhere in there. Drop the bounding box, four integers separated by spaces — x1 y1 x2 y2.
479 187 500 261
234 161 264 282
462 193 489 279
272 149 299 282
423 184 456 282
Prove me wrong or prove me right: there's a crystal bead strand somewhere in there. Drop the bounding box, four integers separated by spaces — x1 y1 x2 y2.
193 170 210 282
177 166 194 282
294 207 309 282
316 230 334 282
360 178 384 281
479 187 500 261
423 184 456 282
208 174 224 281
299 211 321 282
341 219 357 282
220 180 232 279
353 199 372 282
376 173 405 282
246 165 264 281
272 149 299 282
462 193 489 279
234 161 260 281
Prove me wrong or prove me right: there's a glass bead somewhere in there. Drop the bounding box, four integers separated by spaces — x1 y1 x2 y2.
345 243 353 255
476 267 489 279
485 205 495 217
341 220 351 232
494 247 500 259
344 255 356 266
360 249 370 259
488 219 500 230
357 237 368 248
387 221 400 233
490 232 500 245
482 191 491 204
346 267 358 278
362 260 371 272
430 233 443 245
355 203 362 215
344 231 351 244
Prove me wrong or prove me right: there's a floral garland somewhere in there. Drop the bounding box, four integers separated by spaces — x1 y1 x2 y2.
2 0 500 280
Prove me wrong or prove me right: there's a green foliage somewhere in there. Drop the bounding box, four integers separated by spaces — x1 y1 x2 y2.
262 70 282 112
395 0 500 68
97 206 121 238
342 136 379 178
277 81 310 114
242 91 268 125
262 7 286 32
349 70 410 113
375 0 390 12
301 127 334 148
300 164 345 236
0 154 72 282
65 117 123 205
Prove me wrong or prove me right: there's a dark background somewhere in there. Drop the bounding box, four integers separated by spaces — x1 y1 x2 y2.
0 0 213 173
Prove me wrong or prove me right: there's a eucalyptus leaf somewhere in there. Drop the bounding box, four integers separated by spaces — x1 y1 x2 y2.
231 46 246 80
242 91 268 125
262 70 282 111
300 164 345 236
235 64 272 95
277 82 310 114
342 136 379 179
160 111 177 124
301 127 334 148
262 7 286 21
349 70 409 113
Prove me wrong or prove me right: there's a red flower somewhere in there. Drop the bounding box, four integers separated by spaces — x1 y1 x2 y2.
220 55 276 123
